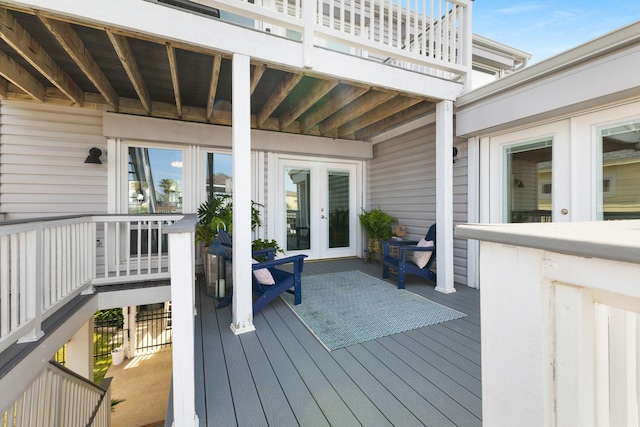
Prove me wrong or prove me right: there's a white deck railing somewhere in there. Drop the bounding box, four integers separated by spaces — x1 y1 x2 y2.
194 0 472 79
1 361 111 427
456 220 640 427
0 214 183 353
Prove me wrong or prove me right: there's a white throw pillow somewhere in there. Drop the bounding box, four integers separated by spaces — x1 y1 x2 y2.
252 259 275 285
412 239 434 269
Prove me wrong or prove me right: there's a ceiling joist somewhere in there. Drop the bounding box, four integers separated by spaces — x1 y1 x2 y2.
0 50 45 101
107 29 152 115
0 9 83 105
166 42 182 118
206 53 221 122
37 14 119 110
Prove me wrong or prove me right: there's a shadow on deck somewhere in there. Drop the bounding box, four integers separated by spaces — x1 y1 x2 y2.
191 258 481 426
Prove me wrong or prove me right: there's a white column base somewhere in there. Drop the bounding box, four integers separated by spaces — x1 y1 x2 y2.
436 285 457 294
230 323 256 335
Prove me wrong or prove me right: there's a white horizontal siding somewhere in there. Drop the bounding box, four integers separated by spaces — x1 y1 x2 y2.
0 101 106 220
370 125 468 285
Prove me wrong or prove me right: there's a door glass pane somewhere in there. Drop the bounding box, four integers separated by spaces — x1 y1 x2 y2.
285 168 311 251
128 147 183 214
205 153 233 199
597 121 640 220
504 139 552 223
328 170 350 248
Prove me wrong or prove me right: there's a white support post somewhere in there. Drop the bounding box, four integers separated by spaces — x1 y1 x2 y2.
123 305 137 359
230 53 256 335
435 99 455 293
166 217 198 426
466 136 479 289
65 317 94 380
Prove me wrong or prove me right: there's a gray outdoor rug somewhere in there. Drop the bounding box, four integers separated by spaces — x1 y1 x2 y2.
281 270 466 351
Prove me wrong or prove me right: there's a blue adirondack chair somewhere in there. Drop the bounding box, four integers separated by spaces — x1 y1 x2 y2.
382 223 436 289
216 230 307 314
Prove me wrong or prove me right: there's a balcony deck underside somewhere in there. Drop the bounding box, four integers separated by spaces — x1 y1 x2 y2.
190 258 481 426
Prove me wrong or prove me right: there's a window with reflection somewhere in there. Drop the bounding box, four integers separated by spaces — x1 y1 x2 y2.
205 152 233 200
504 139 553 223
597 121 640 220
127 147 183 255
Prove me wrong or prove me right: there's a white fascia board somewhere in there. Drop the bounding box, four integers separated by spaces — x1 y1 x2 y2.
472 45 515 69
103 112 373 158
6 0 463 101
97 286 172 310
456 44 640 137
310 49 464 101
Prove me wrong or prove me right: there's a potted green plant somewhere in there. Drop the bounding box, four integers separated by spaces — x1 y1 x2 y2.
358 207 396 262
195 194 263 247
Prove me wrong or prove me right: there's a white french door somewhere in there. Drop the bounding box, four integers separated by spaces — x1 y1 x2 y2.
276 158 358 259
487 123 571 224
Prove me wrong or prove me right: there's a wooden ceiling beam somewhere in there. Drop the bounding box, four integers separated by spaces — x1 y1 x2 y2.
279 78 338 130
166 42 182 118
37 14 119 110
298 85 367 133
256 72 303 128
355 102 436 140
250 63 267 95
107 29 152 115
0 76 7 98
0 9 83 106
338 96 423 138
0 50 45 101
206 53 221 122
319 90 396 135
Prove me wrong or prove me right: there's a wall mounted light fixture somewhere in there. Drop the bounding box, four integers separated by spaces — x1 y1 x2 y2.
84 147 103 164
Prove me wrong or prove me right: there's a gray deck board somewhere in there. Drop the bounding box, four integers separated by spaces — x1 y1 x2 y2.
252 312 330 426
198 292 237 426
270 301 393 426
192 258 482 426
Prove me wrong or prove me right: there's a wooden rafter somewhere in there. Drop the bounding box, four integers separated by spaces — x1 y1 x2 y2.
107 29 152 115
250 63 266 95
166 42 182 118
338 96 423 138
279 78 338 130
206 53 221 122
0 76 7 97
298 85 368 133
256 72 303 128
355 102 436 140
320 90 397 135
0 9 83 105
37 15 119 110
0 50 45 101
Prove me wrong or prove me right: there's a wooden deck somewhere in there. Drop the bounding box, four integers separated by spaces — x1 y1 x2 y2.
193 258 481 426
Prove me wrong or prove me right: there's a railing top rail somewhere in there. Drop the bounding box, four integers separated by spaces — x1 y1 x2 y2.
164 214 197 233
456 220 640 266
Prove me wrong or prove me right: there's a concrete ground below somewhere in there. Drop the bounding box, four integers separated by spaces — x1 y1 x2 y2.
106 348 172 427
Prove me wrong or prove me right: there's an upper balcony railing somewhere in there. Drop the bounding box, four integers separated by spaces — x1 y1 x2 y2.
0 214 183 354
190 0 472 81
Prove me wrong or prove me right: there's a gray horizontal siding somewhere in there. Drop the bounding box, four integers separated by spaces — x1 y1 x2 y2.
369 125 469 285
0 101 107 220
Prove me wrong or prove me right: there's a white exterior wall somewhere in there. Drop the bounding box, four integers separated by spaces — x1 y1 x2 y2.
0 101 107 220
370 125 468 285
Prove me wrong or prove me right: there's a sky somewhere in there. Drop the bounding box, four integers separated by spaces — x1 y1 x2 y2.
472 1 640 64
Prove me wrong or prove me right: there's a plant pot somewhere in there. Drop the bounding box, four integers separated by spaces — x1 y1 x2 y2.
111 347 125 365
